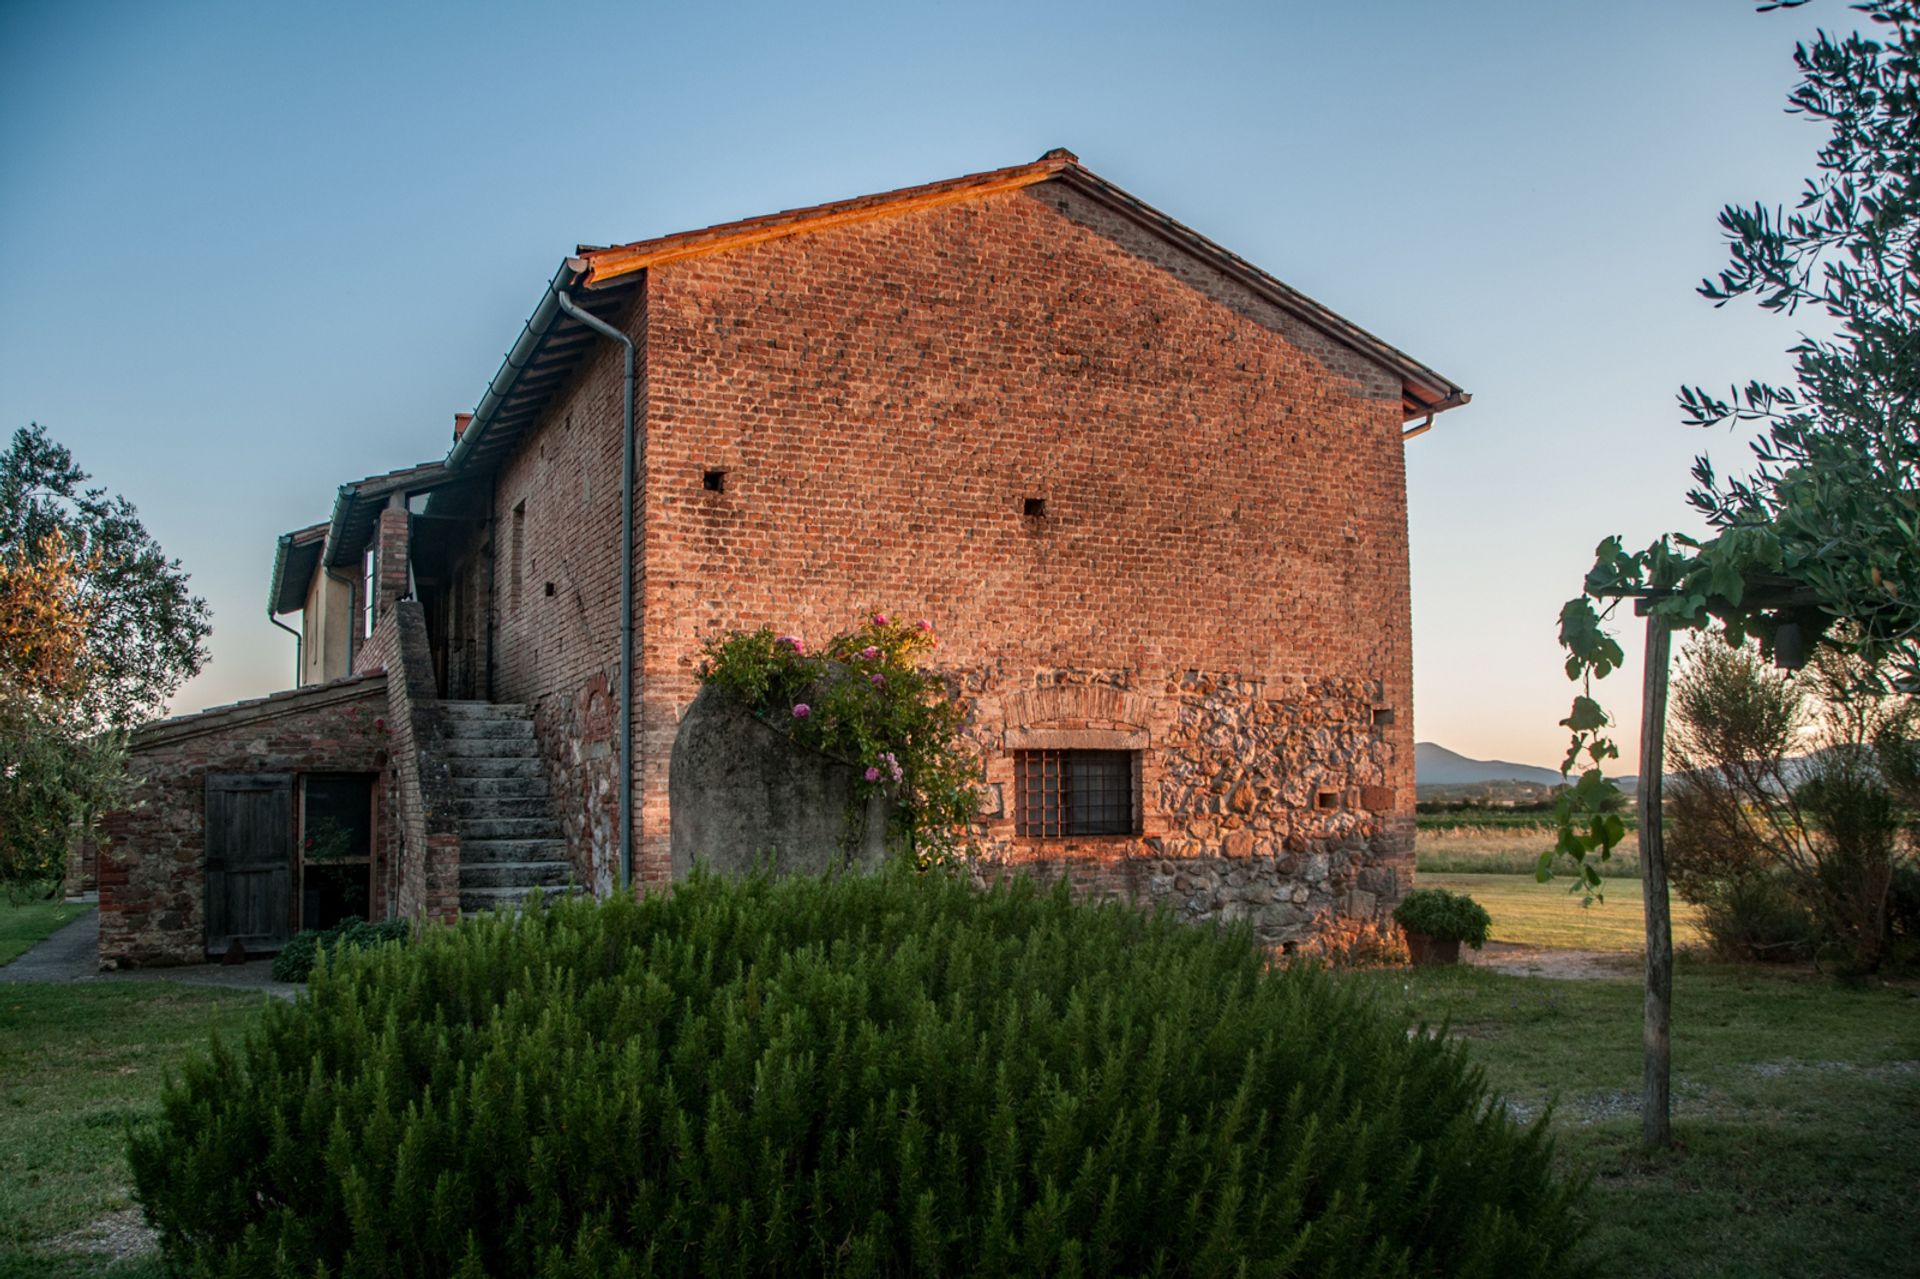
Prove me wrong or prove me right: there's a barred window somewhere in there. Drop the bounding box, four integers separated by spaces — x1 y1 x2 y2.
1015 749 1139 838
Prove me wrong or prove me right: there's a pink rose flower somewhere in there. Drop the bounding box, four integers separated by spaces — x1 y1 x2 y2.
791 703 811 719
869 673 885 687
859 645 879 661
872 612 888 626
864 766 881 782
776 634 804 654
916 618 932 632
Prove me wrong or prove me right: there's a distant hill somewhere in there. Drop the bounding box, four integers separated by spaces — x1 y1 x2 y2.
1415 742 1565 789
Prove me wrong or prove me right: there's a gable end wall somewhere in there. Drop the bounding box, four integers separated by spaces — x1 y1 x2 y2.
622 181 1416 938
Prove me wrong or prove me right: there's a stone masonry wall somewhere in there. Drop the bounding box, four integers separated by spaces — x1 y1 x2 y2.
96 676 392 968
966 671 1409 945
370 603 464 922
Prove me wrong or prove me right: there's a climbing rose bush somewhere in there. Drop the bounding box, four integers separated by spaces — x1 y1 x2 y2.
697 613 977 859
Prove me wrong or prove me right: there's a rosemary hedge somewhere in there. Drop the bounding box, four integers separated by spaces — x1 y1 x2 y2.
268 917 410 982
131 870 1586 1278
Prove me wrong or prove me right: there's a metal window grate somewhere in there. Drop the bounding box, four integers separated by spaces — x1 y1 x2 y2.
1016 749 1137 837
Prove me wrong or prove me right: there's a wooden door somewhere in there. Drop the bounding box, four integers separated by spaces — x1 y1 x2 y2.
205 773 294 954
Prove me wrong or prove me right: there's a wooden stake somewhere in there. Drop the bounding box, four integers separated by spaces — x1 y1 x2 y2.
1639 612 1674 1150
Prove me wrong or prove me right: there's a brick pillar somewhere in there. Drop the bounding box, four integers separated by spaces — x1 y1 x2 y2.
373 505 411 626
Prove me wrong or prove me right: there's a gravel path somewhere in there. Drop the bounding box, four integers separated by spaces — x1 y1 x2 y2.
1465 940 1639 981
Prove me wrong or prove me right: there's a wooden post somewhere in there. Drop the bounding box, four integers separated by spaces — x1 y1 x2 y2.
1639 612 1674 1150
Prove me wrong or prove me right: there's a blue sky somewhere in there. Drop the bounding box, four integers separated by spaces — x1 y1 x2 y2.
0 0 1831 767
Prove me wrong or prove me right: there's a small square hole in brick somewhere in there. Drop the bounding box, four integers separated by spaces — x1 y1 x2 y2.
1023 497 1047 518
1372 707 1395 727
1316 790 1340 810
544 582 556 598
703 469 727 493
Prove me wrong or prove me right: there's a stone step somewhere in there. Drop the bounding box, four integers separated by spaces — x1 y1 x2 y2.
459 860 573 890
460 884 577 915
451 776 550 799
460 837 570 864
442 718 535 742
439 701 531 720
446 757 545 781
458 816 562 842
441 737 542 760
452 795 555 820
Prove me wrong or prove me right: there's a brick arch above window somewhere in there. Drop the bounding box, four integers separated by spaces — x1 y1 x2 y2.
1001 685 1151 737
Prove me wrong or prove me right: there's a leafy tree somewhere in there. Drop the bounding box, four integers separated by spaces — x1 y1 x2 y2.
0 424 210 732
0 528 95 705
0 529 115 889
1555 0 1920 884
1548 0 1919 1146
1665 639 1914 970
0 424 208 888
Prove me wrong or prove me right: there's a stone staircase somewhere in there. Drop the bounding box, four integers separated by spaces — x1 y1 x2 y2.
440 701 576 915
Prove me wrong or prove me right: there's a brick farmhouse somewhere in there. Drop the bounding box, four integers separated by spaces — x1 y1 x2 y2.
97 150 1466 966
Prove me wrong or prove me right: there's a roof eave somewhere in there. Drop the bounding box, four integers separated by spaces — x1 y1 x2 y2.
268 532 292 616
444 258 588 476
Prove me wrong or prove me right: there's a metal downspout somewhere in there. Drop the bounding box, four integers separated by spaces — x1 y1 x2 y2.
269 610 302 688
553 290 636 895
326 568 358 672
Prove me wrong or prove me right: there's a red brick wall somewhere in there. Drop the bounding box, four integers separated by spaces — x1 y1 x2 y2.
487 293 644 893
96 678 393 967
352 508 410 677
497 178 1419 938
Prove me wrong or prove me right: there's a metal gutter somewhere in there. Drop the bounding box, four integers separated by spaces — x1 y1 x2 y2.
267 533 303 687
446 258 587 475
321 482 359 569
268 533 293 617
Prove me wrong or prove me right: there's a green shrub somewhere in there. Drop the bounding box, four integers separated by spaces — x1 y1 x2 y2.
134 870 1587 1278
1392 888 1494 948
1692 871 1816 963
267 916 410 983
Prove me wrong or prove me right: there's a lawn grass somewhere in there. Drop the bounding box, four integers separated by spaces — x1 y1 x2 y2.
1422 870 1704 952
0 898 90 967
0 984 268 1277
1346 962 1920 1279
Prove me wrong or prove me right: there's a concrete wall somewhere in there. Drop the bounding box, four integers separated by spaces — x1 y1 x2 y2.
669 684 888 880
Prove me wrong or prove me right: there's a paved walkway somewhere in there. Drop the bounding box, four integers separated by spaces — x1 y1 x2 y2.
0 908 300 999
0 906 103 981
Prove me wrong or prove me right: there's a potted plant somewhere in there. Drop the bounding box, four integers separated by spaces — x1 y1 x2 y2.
1392 888 1492 966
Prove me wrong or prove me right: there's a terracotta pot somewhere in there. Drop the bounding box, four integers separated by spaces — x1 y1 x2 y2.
1405 931 1461 967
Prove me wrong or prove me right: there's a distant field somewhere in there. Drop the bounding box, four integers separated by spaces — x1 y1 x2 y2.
1417 821 1643 879
1416 809 1561 830
1420 871 1701 952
